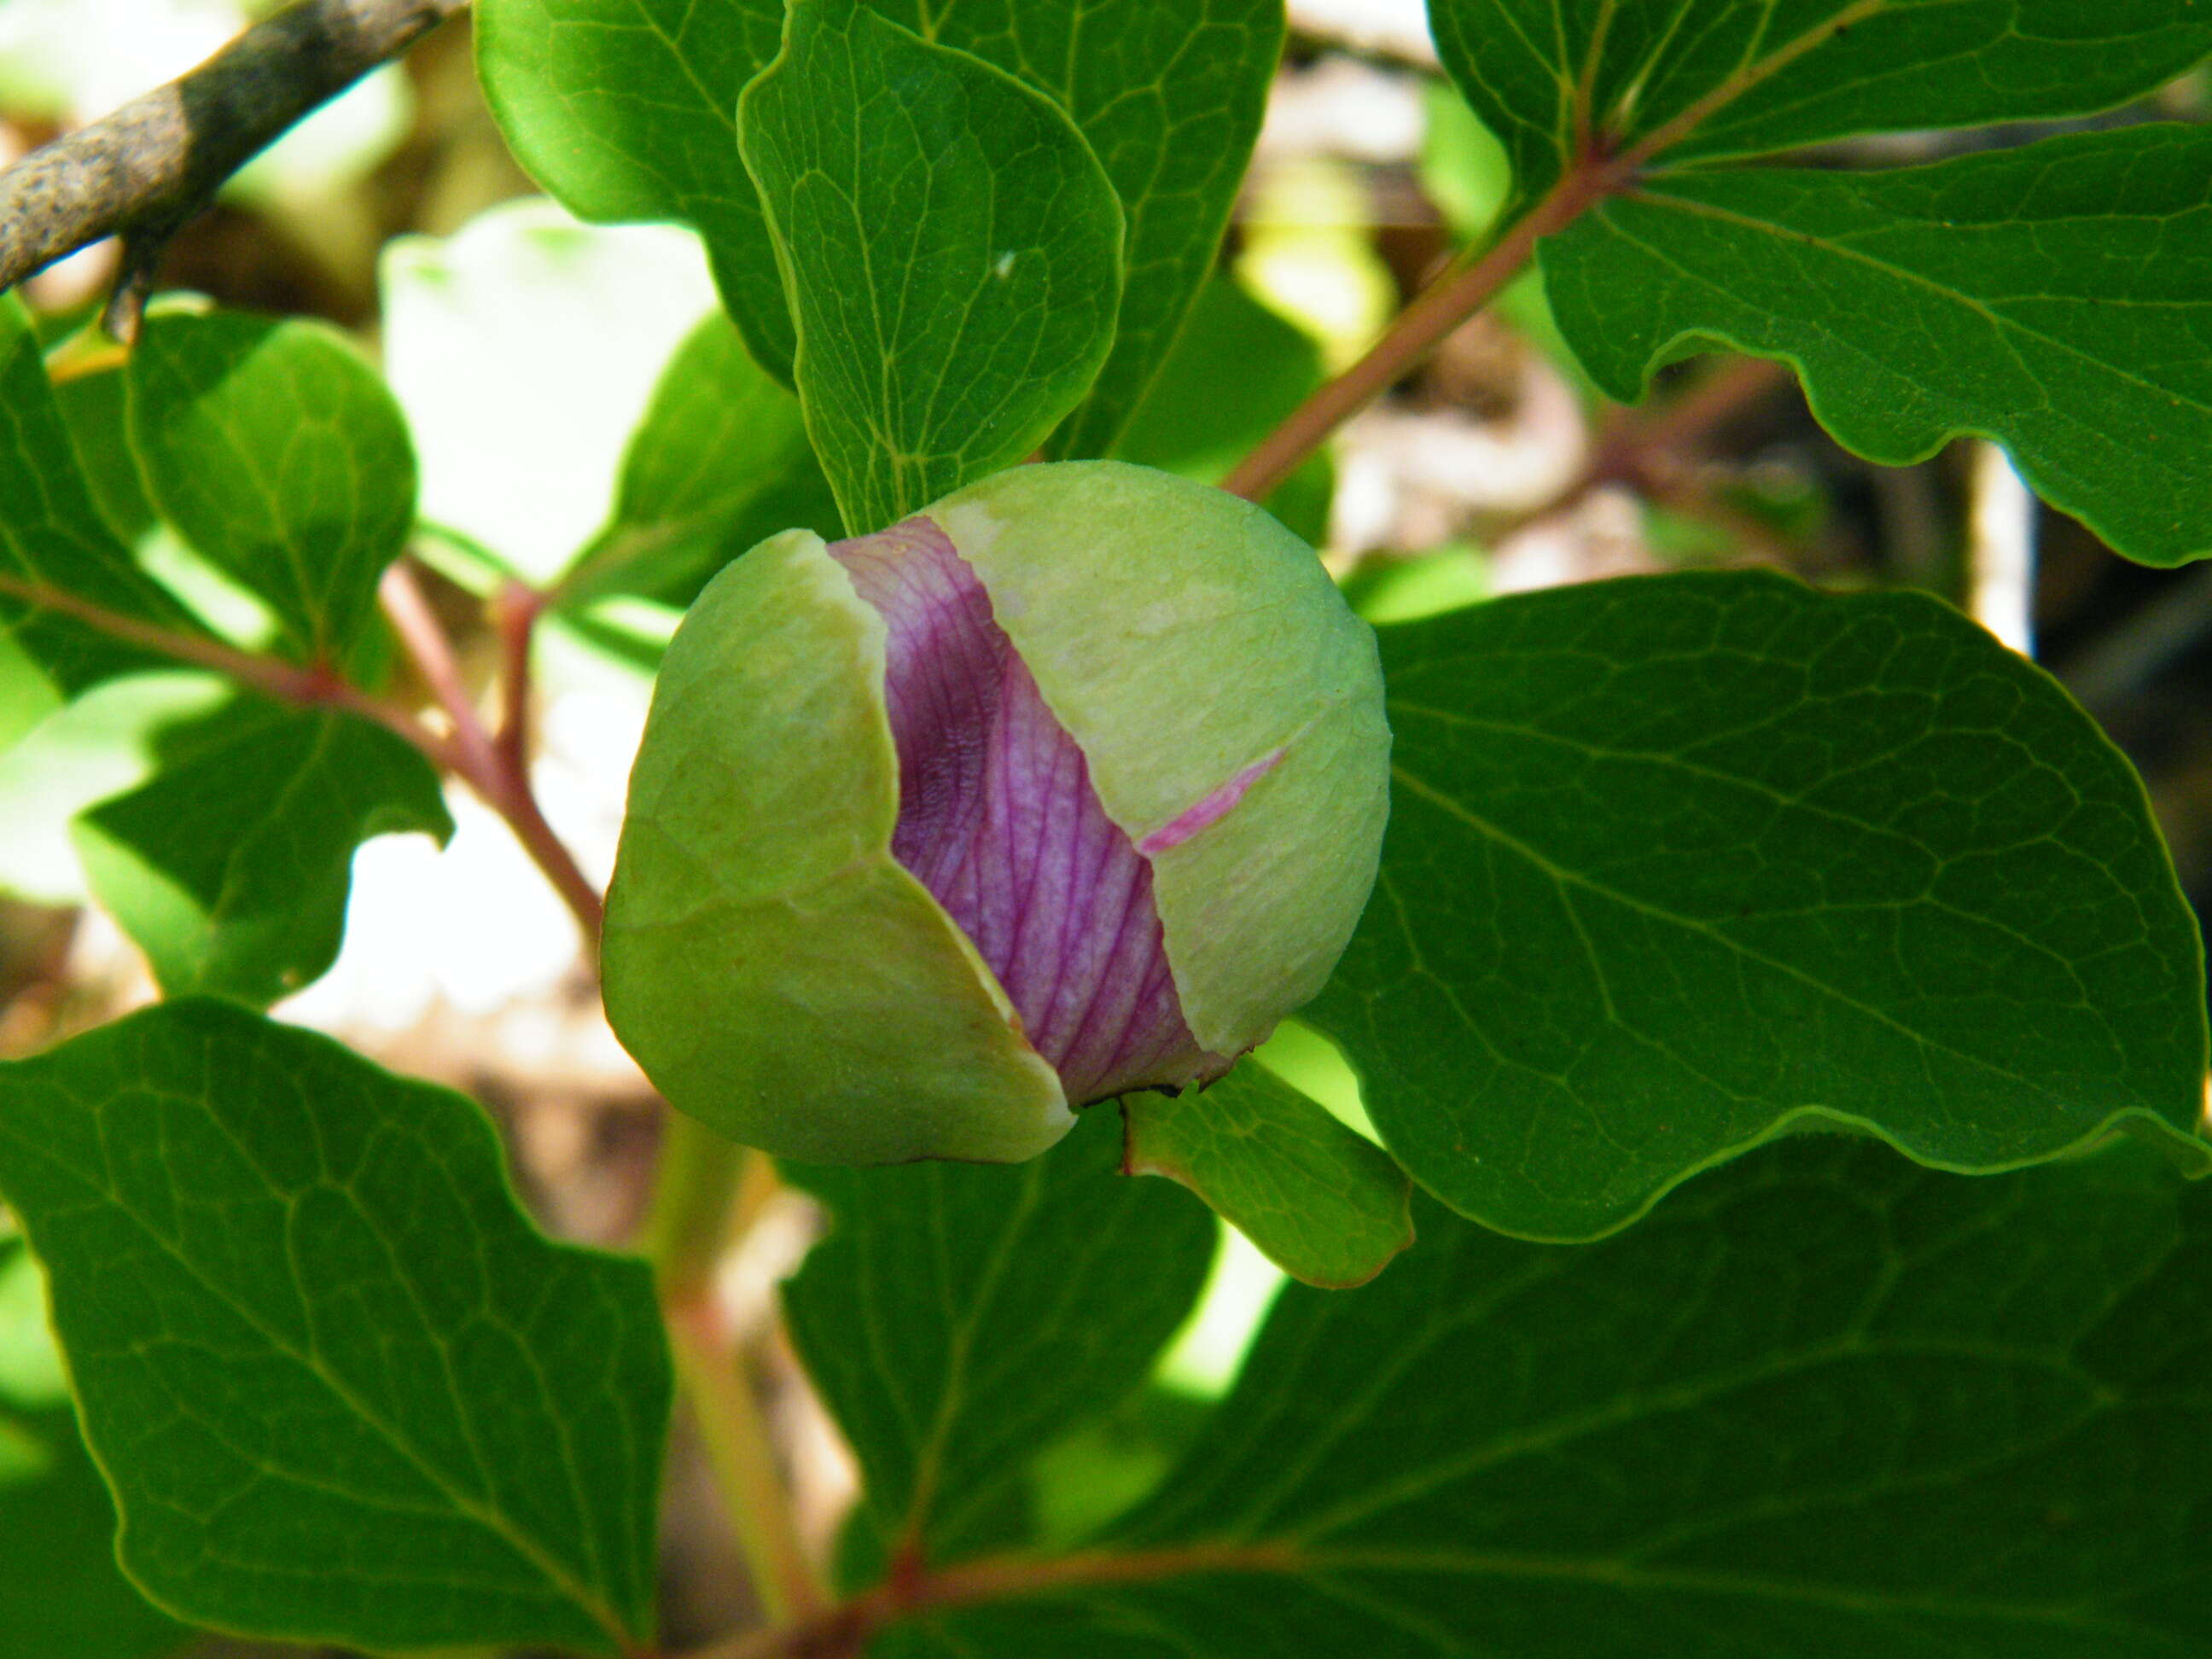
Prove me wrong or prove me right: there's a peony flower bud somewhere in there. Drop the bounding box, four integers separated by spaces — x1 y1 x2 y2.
602 461 1388 1165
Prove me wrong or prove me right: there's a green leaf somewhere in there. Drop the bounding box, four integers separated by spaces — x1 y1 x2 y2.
477 0 1278 457
1307 569 2208 1241
956 1 1283 459
892 1138 2212 1657
1112 273 1335 544
0 1244 188 1659
782 1109 1214 1564
474 0 793 376
71 699 453 1005
560 308 841 613
0 672 230 906
1430 0 2212 220
1543 125 2212 568
0 296 209 701
738 0 1124 532
1123 1067 1412 1289
127 309 416 666
0 1001 670 1654
381 200 722 587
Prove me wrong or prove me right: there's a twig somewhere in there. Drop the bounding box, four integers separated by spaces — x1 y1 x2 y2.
679 1542 1302 1659
492 577 542 775
377 562 606 941
1222 160 1621 504
0 0 468 339
0 568 454 763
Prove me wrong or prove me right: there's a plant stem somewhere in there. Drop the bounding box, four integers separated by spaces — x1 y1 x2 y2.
652 1121 826 1626
0 568 456 762
377 561 606 940
1221 162 1621 505
681 1542 1302 1659
0 0 468 337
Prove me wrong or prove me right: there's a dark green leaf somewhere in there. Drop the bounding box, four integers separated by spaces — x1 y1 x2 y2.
1543 125 2212 568
1430 0 2212 220
888 1138 2212 1657
0 1243 189 1659
127 309 416 666
72 699 453 1005
954 1 1282 459
0 296 209 701
738 0 1124 531
1308 569 2208 1240
561 309 841 612
0 1001 670 1654
1123 1067 1412 1289
477 1 1278 457
782 1109 1214 1564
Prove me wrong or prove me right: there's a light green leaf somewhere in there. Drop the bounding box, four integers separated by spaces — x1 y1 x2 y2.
1123 1067 1412 1289
381 200 721 586
782 1109 1214 1564
1430 0 2212 221
559 309 841 614
0 1243 188 1659
1542 125 2212 568
474 0 793 376
1307 569 2208 1240
0 296 207 701
72 699 453 1005
476 0 1279 457
127 309 415 666
0 671 230 906
892 1138 2212 1657
0 1001 670 1654
738 0 1124 531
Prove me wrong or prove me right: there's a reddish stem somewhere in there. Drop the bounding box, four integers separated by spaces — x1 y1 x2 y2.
377 562 604 941
0 569 455 765
1221 159 1623 506
492 577 543 777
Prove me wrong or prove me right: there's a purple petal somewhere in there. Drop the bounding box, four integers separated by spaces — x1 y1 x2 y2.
831 516 1233 1104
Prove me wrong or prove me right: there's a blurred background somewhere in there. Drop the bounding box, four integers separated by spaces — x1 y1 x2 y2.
0 0 2207 1650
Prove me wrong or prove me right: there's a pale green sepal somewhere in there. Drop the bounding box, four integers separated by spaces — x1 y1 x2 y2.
934 462 1389 1057
602 528 1069 1163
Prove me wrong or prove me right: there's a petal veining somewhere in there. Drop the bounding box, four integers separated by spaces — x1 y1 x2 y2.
830 516 1232 1103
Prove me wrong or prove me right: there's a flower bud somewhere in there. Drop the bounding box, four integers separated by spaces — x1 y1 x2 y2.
602 461 1388 1164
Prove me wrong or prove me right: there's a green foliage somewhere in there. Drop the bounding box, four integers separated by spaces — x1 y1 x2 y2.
127 308 416 666
1123 1066 1412 1289
476 0 1279 459
1113 273 1336 544
6 1 2212 1652
1429 0 2212 221
737 0 1123 531
380 200 724 587
1311 572 2208 1239
892 1137 2212 1656
474 0 791 373
898 1141 2212 1659
562 308 840 613
0 1002 670 1654
71 699 452 1004
1545 126 2212 567
783 1111 1214 1563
